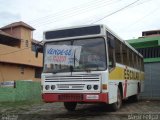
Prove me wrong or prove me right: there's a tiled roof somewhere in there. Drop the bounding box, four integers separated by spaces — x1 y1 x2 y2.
0 21 35 30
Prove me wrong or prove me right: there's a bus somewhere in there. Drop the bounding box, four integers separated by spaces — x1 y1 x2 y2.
39 24 144 111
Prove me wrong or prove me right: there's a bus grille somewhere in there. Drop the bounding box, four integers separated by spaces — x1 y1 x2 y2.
45 74 100 82
58 94 83 101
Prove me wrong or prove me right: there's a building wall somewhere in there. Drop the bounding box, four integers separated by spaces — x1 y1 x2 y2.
140 62 160 100
127 35 160 100
2 27 21 40
21 27 32 49
0 44 43 67
0 63 41 82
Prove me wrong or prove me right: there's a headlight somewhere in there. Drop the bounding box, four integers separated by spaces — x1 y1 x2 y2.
87 85 92 90
93 85 98 90
51 85 56 90
45 85 50 90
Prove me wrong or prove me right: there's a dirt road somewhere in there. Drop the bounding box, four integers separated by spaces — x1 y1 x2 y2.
0 100 160 120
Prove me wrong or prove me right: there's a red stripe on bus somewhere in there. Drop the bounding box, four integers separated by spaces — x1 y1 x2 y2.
123 80 127 98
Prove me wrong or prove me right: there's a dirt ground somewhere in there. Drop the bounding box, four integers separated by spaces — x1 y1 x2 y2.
0 100 160 120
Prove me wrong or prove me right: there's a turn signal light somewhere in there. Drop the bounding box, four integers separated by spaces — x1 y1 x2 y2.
102 84 107 90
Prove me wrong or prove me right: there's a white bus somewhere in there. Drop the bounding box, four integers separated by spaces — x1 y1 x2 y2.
39 24 144 111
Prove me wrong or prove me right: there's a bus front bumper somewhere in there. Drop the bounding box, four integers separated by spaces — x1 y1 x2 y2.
42 93 108 103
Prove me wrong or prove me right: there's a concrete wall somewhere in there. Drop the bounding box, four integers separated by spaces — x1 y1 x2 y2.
2 27 22 40
140 62 160 100
0 81 41 102
0 63 41 82
0 44 43 67
0 43 42 82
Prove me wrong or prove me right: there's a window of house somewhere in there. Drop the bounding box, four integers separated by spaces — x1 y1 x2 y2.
35 68 42 78
20 66 24 74
25 40 29 47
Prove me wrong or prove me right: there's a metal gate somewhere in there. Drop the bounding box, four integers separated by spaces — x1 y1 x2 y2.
140 62 160 100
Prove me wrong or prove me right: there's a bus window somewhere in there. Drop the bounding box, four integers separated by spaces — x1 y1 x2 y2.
129 50 133 67
122 44 128 66
115 39 122 64
107 32 115 70
141 58 144 71
135 54 139 69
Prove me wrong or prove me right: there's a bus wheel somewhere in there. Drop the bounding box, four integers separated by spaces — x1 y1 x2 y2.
129 94 139 102
110 88 122 111
64 102 77 111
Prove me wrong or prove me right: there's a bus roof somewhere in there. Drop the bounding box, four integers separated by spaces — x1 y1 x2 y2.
43 24 143 58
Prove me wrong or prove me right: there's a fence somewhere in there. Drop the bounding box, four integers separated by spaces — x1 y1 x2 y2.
0 80 41 102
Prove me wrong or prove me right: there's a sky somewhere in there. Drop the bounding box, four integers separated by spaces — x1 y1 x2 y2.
0 0 160 41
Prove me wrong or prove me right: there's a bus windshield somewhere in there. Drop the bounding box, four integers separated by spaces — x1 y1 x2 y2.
43 38 107 73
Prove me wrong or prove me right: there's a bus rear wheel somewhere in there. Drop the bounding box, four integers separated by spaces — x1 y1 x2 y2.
64 102 77 111
110 88 122 111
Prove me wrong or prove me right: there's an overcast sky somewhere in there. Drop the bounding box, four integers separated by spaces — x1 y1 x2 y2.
0 0 160 41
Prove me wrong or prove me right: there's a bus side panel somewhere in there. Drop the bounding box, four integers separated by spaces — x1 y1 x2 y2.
108 81 118 104
108 66 124 104
126 80 139 97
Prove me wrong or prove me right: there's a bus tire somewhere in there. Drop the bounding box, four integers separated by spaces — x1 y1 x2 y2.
64 102 77 111
130 94 139 102
110 88 122 111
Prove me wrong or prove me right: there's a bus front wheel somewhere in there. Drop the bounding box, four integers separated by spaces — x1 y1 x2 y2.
64 102 77 111
110 88 122 111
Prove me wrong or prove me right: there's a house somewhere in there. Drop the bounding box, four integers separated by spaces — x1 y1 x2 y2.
127 30 160 99
0 21 43 85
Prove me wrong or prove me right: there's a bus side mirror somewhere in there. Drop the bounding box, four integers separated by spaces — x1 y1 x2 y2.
35 45 42 58
35 46 39 58
108 38 115 49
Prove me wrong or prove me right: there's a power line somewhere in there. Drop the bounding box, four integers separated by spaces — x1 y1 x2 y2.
91 0 141 24
120 4 160 31
129 0 153 8
32 0 153 29
32 0 151 38
28 0 118 25
33 0 151 37
0 0 156 56
28 0 110 23
29 0 122 27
